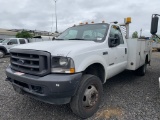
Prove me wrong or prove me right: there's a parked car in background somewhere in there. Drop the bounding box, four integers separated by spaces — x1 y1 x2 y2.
0 36 57 58
0 38 29 58
0 39 4 43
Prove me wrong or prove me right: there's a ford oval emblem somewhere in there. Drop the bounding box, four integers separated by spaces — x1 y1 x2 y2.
18 59 25 64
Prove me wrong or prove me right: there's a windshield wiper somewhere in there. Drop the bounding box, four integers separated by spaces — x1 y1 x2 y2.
68 38 85 40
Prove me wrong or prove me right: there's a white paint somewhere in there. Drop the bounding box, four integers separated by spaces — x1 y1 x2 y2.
126 39 152 70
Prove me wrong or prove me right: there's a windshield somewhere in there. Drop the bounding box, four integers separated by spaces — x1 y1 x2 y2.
2 39 10 43
56 23 109 41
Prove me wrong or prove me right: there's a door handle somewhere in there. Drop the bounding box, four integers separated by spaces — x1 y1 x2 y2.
103 51 108 55
125 48 127 54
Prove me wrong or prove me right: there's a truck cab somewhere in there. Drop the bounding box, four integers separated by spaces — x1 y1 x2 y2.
0 38 28 58
6 18 152 118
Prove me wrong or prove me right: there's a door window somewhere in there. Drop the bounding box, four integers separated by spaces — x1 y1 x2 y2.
19 39 26 44
9 39 18 45
109 26 124 44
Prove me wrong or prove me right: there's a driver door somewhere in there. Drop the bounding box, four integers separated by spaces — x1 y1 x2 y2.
107 25 127 78
115 26 128 71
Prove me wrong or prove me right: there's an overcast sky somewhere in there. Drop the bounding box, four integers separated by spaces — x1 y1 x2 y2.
0 0 160 37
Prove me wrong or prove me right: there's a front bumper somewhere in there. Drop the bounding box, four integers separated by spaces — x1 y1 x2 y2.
6 67 82 104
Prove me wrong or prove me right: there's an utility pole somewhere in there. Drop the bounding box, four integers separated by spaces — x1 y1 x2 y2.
54 0 58 33
51 13 53 33
140 28 142 37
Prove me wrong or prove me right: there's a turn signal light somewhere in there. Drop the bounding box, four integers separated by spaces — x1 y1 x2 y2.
70 68 75 73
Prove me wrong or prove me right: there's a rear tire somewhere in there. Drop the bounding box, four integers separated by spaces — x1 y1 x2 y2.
70 74 103 119
135 62 147 76
0 50 5 58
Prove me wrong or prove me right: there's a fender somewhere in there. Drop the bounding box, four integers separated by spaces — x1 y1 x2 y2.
74 54 108 80
0 46 7 54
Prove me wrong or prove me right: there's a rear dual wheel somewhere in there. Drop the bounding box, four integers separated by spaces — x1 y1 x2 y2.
135 62 147 76
70 75 103 119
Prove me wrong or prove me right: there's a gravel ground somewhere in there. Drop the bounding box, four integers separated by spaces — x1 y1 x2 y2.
0 52 160 120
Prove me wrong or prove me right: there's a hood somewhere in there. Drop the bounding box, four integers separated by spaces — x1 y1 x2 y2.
13 40 97 56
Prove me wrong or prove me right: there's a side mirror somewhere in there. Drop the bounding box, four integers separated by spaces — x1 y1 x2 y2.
108 34 120 47
151 15 159 35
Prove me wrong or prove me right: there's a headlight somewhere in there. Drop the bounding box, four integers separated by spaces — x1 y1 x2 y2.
59 57 68 66
51 57 75 73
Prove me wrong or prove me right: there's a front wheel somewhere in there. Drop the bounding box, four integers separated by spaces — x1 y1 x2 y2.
70 74 103 119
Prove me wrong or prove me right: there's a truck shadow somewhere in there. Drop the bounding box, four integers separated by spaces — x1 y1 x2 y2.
104 70 137 86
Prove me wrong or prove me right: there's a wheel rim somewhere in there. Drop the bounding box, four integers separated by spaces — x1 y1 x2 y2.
0 51 4 58
82 85 98 108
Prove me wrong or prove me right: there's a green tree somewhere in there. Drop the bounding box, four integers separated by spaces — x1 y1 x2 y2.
132 31 138 38
16 30 33 38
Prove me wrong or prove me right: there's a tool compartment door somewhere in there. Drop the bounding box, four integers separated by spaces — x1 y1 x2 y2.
139 40 146 66
126 39 141 70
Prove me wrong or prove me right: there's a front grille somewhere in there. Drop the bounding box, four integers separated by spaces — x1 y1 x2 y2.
10 49 51 76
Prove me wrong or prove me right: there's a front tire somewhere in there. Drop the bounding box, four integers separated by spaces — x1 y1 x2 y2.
70 74 103 119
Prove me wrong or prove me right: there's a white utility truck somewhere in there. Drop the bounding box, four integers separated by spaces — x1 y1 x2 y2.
6 18 152 118
0 38 29 58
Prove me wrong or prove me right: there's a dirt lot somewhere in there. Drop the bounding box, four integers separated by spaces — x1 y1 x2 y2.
0 52 160 120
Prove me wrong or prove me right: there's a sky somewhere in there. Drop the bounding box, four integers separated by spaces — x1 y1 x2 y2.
0 0 160 37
